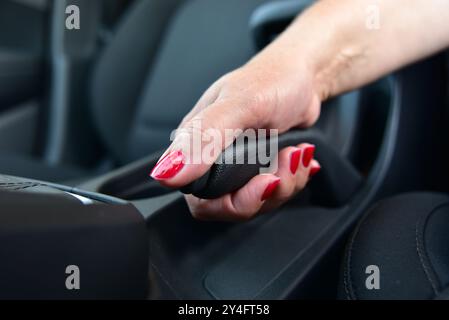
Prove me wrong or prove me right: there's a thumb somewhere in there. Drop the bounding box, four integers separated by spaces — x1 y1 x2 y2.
150 99 259 188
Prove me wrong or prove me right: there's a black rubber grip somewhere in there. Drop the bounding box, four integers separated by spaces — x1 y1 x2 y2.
181 130 363 207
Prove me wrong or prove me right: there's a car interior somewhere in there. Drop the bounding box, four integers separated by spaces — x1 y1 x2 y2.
0 0 448 300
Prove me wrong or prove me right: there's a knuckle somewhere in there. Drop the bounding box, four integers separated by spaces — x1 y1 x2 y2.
301 100 321 127
226 196 258 221
235 209 257 221
294 175 308 192
187 201 207 220
247 91 272 120
277 181 295 202
181 114 213 140
191 209 208 221
189 206 202 219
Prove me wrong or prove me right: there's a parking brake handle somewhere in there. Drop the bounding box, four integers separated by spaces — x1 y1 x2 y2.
181 130 363 207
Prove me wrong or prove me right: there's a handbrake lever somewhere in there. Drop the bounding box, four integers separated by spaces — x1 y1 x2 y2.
181 130 363 207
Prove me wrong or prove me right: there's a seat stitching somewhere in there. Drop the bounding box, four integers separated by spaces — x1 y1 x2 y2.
342 249 352 299
343 227 358 300
415 209 441 295
343 202 382 300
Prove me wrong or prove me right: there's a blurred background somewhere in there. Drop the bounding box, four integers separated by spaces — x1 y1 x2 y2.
0 0 136 182
0 0 291 184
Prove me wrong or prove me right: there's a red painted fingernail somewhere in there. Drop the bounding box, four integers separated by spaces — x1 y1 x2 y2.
290 148 302 174
261 178 281 201
309 163 321 177
150 150 185 180
302 145 315 167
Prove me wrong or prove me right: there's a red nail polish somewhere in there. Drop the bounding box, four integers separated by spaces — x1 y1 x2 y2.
150 150 185 180
309 164 321 177
261 178 281 201
302 145 315 167
290 149 302 174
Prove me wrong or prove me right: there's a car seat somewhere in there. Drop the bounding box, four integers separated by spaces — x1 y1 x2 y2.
339 192 449 300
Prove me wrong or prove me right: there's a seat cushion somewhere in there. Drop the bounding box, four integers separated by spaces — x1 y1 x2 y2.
0 154 88 183
340 192 449 300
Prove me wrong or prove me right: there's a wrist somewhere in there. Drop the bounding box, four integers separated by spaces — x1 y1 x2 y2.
270 0 369 102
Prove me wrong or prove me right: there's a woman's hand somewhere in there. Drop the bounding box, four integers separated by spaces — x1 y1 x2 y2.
149 57 322 221
150 0 449 221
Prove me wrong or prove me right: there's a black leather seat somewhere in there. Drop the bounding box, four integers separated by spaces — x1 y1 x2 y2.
340 192 449 300
0 0 280 182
